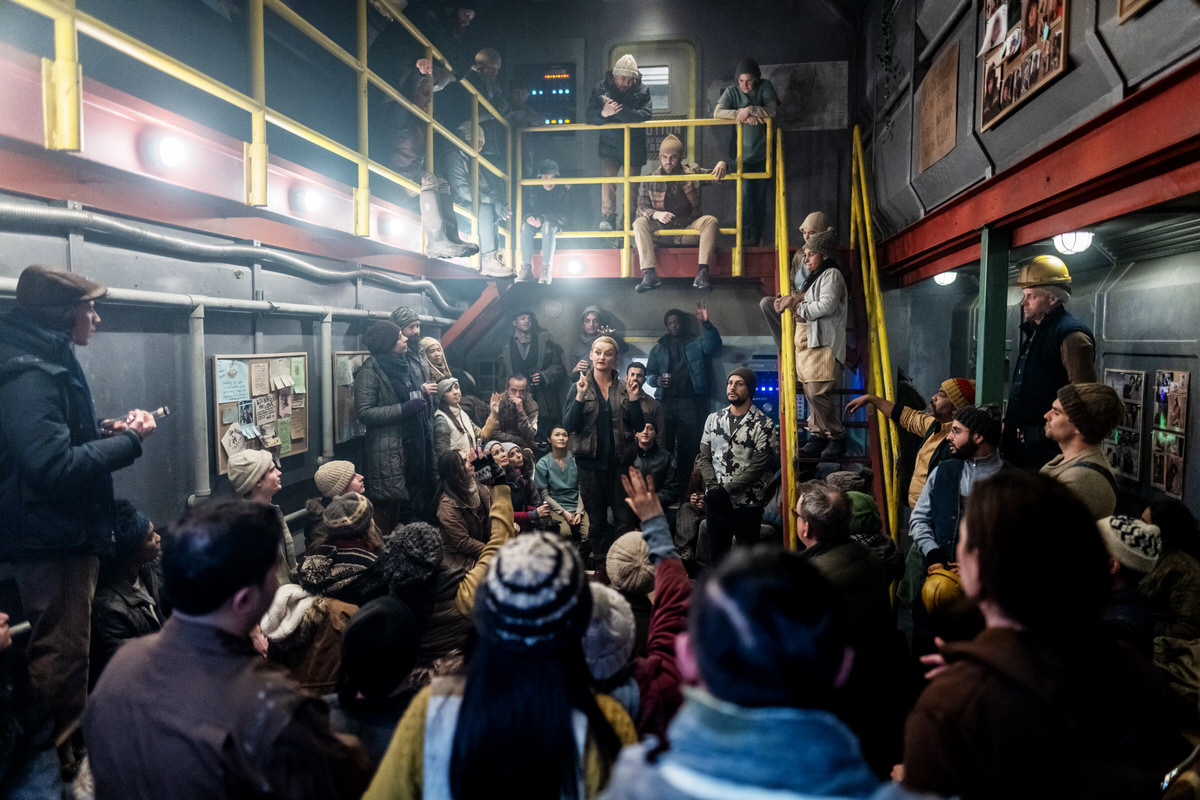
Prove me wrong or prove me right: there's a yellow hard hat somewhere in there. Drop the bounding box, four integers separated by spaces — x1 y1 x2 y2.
1015 254 1072 288
922 567 966 619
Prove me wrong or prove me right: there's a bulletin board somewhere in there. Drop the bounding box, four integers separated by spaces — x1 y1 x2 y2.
334 351 369 444
213 353 310 474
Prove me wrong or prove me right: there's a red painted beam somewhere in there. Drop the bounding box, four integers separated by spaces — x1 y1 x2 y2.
885 57 1200 284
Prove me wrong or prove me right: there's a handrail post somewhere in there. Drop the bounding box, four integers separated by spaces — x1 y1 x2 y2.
42 1 82 152
353 0 370 237
471 98 481 270
622 124 632 278
245 0 268 206
733 123 743 276
775 136 798 548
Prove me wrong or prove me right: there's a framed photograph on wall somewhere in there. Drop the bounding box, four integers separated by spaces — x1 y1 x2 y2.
978 0 1069 131
1103 369 1145 481
1118 0 1161 22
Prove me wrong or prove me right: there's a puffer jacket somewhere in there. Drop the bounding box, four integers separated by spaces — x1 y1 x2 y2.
645 322 723 398
586 72 653 166
354 356 416 503
0 308 143 561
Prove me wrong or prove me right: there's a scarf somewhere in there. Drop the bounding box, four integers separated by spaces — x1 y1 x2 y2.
376 352 416 401
800 260 838 293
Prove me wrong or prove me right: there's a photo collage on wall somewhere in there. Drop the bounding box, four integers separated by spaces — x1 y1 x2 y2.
214 353 309 474
1151 371 1189 499
978 0 1068 131
1103 369 1143 481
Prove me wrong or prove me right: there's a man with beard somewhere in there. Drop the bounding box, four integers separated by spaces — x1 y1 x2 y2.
497 310 565 441
908 405 1015 656
845 377 975 508
696 368 775 568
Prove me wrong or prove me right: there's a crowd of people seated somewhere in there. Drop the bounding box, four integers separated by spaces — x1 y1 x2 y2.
3 2 1200 796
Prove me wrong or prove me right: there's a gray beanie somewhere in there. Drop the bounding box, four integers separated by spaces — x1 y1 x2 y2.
379 522 444 590
804 229 838 261
228 450 275 496
390 306 420 330
582 584 636 681
363 321 401 355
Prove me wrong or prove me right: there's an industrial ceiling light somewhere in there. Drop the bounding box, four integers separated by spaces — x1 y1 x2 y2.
156 136 186 167
1052 231 1093 255
933 271 958 286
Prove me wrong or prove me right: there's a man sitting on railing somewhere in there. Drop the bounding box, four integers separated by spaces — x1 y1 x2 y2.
632 135 727 293
586 55 653 233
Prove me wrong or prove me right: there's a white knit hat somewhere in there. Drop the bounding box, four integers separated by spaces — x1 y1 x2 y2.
606 531 655 596
1097 516 1162 574
582 584 636 680
612 54 639 79
228 450 275 496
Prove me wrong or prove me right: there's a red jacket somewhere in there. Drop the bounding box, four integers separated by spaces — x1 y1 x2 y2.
632 557 692 740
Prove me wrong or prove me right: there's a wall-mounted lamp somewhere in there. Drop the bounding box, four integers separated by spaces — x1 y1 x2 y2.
933 271 958 286
1053 231 1093 255
291 188 323 213
139 131 187 170
567 259 584 275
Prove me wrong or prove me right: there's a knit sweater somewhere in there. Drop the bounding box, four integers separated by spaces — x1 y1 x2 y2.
1039 445 1117 520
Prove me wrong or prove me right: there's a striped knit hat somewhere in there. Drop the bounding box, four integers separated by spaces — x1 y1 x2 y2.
941 378 977 411
475 532 591 654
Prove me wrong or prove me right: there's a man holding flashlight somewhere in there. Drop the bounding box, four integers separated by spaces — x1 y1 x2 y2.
0 264 156 778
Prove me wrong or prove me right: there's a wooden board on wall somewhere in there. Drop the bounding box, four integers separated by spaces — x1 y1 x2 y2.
213 353 309 474
918 43 960 173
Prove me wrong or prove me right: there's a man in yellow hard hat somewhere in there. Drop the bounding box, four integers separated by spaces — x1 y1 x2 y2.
1002 255 1097 469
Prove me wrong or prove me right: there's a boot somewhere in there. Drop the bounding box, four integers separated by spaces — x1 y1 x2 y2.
481 251 512 277
820 438 846 459
421 173 478 258
538 263 553 285
435 176 472 246
799 435 828 457
516 263 535 282
693 266 712 290
599 212 615 231
635 267 662 293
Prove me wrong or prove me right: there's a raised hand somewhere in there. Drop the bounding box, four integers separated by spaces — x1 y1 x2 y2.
575 371 589 400
621 467 663 522
695 300 709 323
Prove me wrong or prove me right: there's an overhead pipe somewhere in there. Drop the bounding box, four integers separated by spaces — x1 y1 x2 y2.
0 199 465 316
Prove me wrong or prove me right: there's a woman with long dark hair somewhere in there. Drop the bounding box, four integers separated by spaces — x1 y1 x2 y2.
902 472 1189 799
365 529 637 800
562 336 645 569
436 449 492 571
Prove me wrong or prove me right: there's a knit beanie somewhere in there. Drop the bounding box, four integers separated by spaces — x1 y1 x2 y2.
941 378 977 411
827 470 868 493
17 264 107 307
606 531 655 596
1057 383 1124 445
582 584 636 681
390 307 420 330
800 211 832 235
378 521 444 591
315 460 356 497
322 492 373 539
475 532 591 653
437 377 460 401
418 336 442 356
1097 515 1162 574
734 58 761 80
537 158 560 178
363 321 401 354
659 134 684 157
340 596 420 701
228 449 275 496
259 584 317 642
804 229 838 261
612 54 639 79
728 367 757 400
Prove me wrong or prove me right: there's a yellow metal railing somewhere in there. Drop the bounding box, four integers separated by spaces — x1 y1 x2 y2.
773 135 799 549
515 117 775 277
12 0 512 268
849 125 900 541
